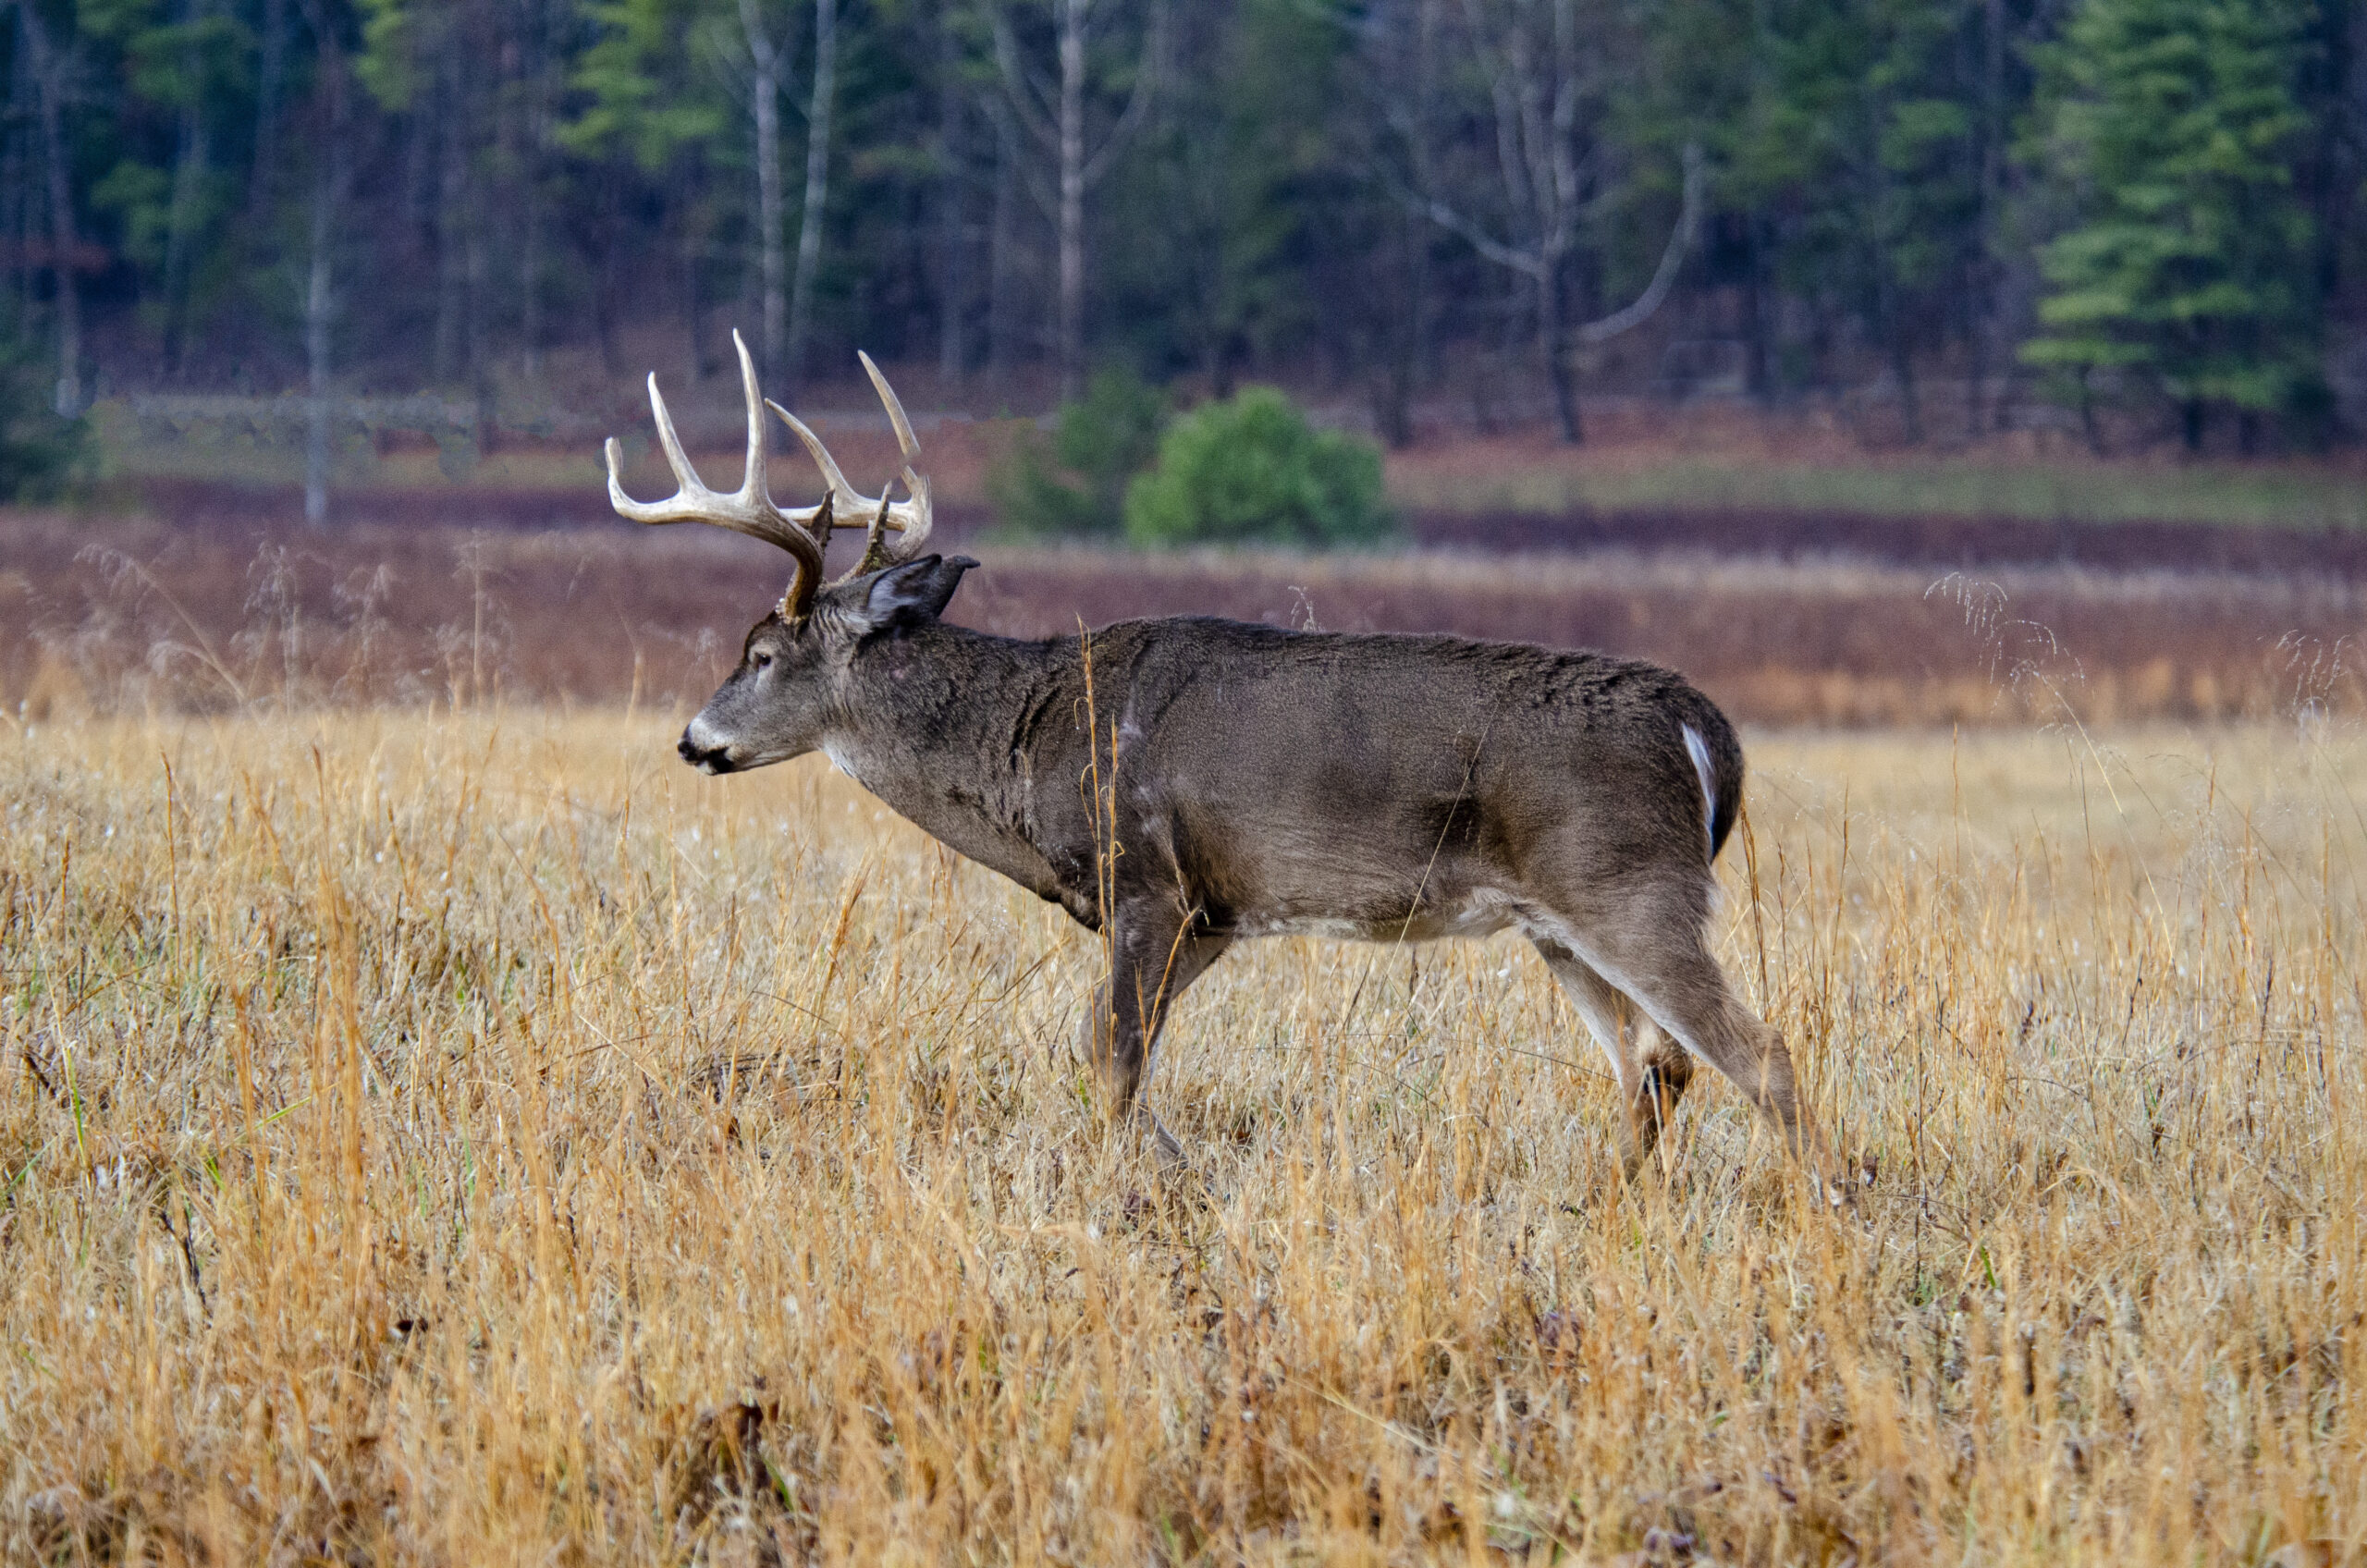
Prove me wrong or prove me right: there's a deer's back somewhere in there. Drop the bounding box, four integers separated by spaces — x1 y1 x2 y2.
1076 618 1735 939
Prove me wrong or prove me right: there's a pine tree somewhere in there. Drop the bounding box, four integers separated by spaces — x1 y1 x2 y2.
1730 0 1989 440
2022 0 2321 450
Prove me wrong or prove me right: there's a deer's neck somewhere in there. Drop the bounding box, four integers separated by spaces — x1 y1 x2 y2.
822 622 1091 914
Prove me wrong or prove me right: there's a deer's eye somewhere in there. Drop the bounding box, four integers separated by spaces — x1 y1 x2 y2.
750 650 774 671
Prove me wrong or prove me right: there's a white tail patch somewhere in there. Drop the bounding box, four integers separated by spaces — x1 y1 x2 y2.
1682 724 1716 853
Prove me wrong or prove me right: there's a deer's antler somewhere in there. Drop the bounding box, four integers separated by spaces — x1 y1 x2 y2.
767 349 933 581
606 333 936 618
606 331 829 619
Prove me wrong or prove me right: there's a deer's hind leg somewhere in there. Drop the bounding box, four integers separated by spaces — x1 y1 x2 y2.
1543 879 1842 1202
1535 938 1696 1180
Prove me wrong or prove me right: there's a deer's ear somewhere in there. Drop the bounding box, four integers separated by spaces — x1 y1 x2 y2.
854 554 978 632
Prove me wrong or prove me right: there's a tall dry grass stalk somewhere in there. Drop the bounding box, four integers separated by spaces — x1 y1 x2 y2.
2 711 2361 1564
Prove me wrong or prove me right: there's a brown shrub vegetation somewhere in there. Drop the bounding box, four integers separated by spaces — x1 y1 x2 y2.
5 510 2361 728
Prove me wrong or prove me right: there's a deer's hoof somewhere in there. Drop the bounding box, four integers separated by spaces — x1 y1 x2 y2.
1812 1158 1873 1214
1147 1114 1188 1172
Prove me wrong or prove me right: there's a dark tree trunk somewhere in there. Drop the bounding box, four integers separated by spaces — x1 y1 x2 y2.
1968 0 2006 438
1874 250 1922 446
249 0 288 214
1890 323 1922 446
988 101 1017 394
4 49 28 327
1544 254 1580 445
594 178 624 379
1742 217 1772 402
1371 365 1413 449
519 0 555 381
162 0 214 382
431 54 472 386
683 180 708 384
162 96 207 379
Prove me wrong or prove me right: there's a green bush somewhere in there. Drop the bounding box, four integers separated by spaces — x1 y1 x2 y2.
1123 387 1390 548
0 340 86 502
987 368 1168 537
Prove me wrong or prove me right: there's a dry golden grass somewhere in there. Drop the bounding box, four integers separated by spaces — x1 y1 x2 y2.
2 708 2362 1564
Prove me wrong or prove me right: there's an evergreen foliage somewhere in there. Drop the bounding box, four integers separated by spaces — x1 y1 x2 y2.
2022 0 2323 447
0 340 88 501
987 367 1168 537
1729 0 1989 431
1123 388 1389 548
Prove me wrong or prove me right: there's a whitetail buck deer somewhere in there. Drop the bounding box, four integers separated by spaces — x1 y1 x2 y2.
608 333 1846 1201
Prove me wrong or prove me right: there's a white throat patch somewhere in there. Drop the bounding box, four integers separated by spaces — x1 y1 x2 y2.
820 739 865 789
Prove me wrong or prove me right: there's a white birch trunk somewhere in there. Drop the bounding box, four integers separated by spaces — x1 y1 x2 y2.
741 0 787 384
937 0 964 386
1057 0 1086 400
298 0 350 525
20 5 82 416
786 0 835 390
305 165 335 524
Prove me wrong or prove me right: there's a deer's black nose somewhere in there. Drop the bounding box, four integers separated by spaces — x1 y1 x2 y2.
678 731 735 774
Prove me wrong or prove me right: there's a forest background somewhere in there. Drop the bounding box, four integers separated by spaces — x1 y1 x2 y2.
2 0 2364 496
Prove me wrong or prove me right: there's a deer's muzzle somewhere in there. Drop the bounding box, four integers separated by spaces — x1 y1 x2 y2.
678 728 737 775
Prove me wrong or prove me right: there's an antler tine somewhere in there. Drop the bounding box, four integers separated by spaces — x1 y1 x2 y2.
860 351 922 468
604 374 715 525
604 329 827 619
766 401 854 547
847 479 903 578
757 352 934 581
791 494 833 615
774 381 899 576
727 330 772 515
858 351 932 560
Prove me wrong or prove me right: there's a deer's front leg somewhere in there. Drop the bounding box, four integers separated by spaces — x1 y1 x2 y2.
1079 901 1230 1164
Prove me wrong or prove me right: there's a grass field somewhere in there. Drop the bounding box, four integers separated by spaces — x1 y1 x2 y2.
1384 448 2367 533
3 706 2361 1564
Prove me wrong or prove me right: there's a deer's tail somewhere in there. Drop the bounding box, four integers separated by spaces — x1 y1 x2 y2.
1678 704 1745 864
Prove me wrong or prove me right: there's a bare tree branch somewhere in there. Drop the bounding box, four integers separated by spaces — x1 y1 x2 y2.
992 10 1061 152
1574 142 1704 345
1399 186 1544 278
1079 5 1162 190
